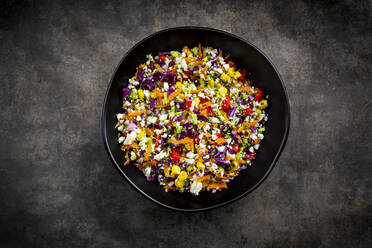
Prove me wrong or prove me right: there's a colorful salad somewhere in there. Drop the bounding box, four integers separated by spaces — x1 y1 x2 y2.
115 44 268 195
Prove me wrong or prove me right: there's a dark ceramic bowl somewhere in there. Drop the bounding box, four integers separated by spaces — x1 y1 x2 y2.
102 27 290 212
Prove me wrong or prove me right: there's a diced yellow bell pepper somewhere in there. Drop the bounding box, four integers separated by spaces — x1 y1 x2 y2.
227 68 235 77
197 161 205 170
138 89 144 99
178 171 188 181
176 179 185 188
219 86 228 96
221 73 229 82
150 91 157 99
234 71 241 79
208 79 214 87
171 165 181 177
259 100 268 109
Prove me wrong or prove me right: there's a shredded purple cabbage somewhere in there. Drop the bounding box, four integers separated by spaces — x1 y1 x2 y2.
137 70 144 82
153 123 163 129
168 60 175 67
150 99 156 108
183 122 192 129
241 99 250 105
146 175 155 181
122 88 131 98
227 107 237 118
198 115 209 122
215 160 228 167
172 114 184 123
167 87 175 96
161 72 177 84
153 71 164 81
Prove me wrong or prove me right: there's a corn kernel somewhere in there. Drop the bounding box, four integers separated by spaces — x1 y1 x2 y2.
197 161 205 170
221 73 229 82
175 81 182 88
208 79 215 87
138 89 144 99
171 165 181 177
219 86 228 96
256 109 262 116
175 179 185 188
227 68 235 77
259 100 268 109
194 98 200 106
178 171 188 180
150 91 157 99
216 82 222 88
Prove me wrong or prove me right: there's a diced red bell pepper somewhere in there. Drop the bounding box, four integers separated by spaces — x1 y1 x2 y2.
185 99 192 109
170 149 181 162
244 108 253 115
255 89 263 101
159 54 166 62
221 97 231 111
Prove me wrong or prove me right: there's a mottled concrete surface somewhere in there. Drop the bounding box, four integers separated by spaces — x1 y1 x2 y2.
0 0 371 247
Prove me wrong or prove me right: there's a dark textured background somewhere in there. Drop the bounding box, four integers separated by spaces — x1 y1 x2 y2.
1 0 371 247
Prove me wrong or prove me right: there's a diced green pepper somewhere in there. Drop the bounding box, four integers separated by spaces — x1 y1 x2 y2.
163 92 168 104
129 90 138 99
170 51 181 57
190 47 198 56
191 113 198 125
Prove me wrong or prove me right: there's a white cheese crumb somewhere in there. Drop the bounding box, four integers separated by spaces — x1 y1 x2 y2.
190 181 203 195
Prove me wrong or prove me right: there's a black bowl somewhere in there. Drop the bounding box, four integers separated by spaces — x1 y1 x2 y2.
101 27 290 212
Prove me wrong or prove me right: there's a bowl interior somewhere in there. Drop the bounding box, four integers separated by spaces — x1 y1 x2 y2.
102 27 289 211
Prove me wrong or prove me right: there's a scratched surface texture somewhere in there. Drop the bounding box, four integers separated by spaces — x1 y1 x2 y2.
0 0 371 247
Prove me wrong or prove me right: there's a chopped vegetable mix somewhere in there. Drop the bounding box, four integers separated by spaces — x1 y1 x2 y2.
115 45 268 195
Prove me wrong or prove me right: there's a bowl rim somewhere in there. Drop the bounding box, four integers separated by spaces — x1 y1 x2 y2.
101 26 290 212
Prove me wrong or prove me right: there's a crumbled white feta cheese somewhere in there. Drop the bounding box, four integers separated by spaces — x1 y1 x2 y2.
211 117 219 123
144 90 150 98
154 151 167 161
118 136 124 143
154 129 163 135
159 113 168 121
190 181 203 195
251 134 258 140
180 59 188 71
147 116 158 124
144 167 151 177
186 152 197 159
217 146 225 152
163 82 169 91
117 125 124 131
124 131 138 145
